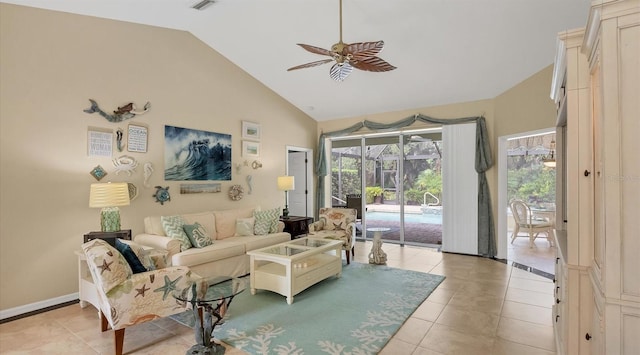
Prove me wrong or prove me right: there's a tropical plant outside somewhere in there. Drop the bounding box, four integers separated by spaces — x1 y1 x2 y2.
331 141 443 206
507 155 556 204
365 186 384 204
405 169 442 205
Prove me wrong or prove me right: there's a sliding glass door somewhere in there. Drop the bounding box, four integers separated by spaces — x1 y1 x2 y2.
330 140 362 207
363 136 402 243
402 132 443 247
331 130 443 247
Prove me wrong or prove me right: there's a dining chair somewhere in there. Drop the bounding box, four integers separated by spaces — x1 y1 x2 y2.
509 199 554 248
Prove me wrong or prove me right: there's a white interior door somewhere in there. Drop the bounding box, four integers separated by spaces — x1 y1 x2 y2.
287 148 313 217
442 122 478 255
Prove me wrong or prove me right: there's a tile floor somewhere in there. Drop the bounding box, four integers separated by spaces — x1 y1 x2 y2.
0 241 557 354
507 233 557 275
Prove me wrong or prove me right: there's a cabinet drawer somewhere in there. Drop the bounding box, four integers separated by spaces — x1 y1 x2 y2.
294 260 340 293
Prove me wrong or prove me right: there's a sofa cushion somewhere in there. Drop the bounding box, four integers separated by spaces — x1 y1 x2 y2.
161 215 192 251
172 241 246 267
144 216 166 236
183 222 214 248
213 207 255 239
253 207 281 235
236 217 255 236
181 212 217 240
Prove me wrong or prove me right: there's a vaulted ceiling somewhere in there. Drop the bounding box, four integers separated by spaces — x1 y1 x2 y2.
1 0 591 121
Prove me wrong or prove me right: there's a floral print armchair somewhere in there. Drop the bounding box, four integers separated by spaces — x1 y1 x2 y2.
82 239 195 355
308 208 357 264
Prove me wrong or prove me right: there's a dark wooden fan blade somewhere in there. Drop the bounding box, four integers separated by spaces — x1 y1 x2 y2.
296 43 334 57
351 56 397 72
287 59 334 71
346 41 385 59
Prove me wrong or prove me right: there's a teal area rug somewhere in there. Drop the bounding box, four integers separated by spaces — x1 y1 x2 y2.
172 263 444 354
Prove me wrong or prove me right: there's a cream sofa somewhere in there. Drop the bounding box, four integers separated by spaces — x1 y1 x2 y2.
133 206 291 279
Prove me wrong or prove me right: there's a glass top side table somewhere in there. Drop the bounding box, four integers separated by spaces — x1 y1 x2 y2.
174 276 246 355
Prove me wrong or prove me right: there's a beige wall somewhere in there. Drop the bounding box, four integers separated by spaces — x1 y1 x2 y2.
0 4 316 311
494 65 557 137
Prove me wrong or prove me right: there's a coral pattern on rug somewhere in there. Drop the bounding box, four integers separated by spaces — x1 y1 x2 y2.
173 263 444 355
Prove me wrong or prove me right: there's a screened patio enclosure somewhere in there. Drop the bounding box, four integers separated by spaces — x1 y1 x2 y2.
330 130 443 247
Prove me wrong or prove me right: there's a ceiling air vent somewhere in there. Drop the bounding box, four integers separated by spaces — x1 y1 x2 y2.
192 0 214 10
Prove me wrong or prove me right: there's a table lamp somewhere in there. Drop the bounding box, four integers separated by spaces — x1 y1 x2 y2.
89 182 130 232
277 176 295 219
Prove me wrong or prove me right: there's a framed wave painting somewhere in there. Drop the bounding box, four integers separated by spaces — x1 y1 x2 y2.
164 125 232 181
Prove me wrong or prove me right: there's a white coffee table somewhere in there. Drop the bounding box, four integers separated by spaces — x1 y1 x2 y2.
247 237 343 304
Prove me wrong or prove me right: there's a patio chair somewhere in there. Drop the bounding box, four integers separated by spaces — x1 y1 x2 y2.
509 199 554 248
346 194 365 235
308 207 357 264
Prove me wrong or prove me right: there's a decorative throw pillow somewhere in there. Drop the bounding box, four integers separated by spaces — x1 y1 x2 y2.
183 222 214 248
236 217 255 236
253 208 281 235
136 248 156 271
161 215 192 251
115 239 147 274
118 239 156 271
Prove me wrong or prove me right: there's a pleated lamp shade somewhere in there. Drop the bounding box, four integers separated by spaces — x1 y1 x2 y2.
89 182 130 232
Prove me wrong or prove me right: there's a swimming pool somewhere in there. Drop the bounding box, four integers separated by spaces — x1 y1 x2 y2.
365 211 442 225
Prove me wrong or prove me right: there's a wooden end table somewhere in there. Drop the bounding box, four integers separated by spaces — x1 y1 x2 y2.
280 216 313 239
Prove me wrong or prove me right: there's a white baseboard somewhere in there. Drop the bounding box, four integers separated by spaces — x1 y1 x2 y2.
0 293 78 320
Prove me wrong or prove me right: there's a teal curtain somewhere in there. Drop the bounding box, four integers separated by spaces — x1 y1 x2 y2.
315 114 496 258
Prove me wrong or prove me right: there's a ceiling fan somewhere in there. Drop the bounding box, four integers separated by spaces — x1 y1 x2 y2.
287 0 397 81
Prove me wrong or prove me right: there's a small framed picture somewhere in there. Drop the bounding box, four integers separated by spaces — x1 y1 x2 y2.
242 121 261 140
242 140 261 157
87 128 113 157
127 124 148 153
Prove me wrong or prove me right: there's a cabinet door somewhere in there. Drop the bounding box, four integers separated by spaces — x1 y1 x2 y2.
589 299 604 355
591 58 606 275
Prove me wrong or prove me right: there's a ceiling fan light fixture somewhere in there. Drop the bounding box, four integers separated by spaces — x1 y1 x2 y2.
287 0 396 81
330 62 353 82
192 0 214 10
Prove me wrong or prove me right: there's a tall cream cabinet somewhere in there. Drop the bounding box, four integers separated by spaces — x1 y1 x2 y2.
550 1 640 354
